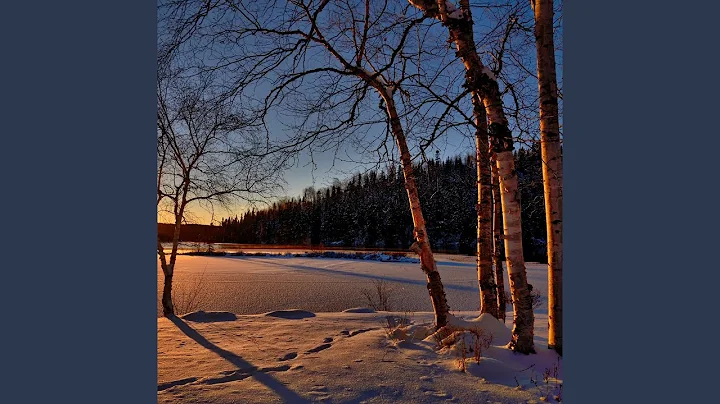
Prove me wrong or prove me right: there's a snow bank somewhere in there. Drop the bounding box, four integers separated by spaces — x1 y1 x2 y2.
447 313 512 345
388 323 434 342
180 311 237 322
341 307 376 313
464 357 522 384
420 313 513 359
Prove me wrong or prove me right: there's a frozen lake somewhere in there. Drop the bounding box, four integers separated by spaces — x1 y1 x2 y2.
157 253 549 328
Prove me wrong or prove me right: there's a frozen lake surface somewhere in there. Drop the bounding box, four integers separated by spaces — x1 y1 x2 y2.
158 253 549 327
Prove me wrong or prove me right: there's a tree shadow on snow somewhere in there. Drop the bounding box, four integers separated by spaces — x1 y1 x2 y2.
251 259 478 292
168 316 310 403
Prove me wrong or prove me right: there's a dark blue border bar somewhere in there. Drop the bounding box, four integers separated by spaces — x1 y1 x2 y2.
2 2 157 402
565 0 717 402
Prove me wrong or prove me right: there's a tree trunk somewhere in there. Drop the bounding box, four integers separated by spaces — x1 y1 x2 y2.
533 0 562 355
383 93 450 329
158 239 175 317
409 0 535 353
496 150 535 353
492 158 507 323
474 96 498 319
158 211 185 317
161 273 174 316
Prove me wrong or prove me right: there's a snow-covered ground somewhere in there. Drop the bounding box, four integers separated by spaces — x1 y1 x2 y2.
158 254 561 403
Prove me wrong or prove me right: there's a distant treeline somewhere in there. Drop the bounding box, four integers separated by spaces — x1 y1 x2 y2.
158 223 223 243
219 145 549 262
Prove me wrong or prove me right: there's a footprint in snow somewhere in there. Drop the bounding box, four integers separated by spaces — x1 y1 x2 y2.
278 352 298 361
348 327 378 337
305 343 332 354
157 377 198 392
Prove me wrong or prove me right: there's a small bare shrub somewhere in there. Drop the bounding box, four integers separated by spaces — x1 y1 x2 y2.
437 328 493 372
360 279 395 311
173 270 209 315
530 357 563 402
470 329 493 364
384 314 413 340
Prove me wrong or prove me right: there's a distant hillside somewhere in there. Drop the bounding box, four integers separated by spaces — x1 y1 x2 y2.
157 223 223 243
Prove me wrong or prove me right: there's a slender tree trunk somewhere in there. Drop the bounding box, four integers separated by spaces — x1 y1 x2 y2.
158 239 175 317
474 96 498 318
159 211 185 317
496 150 535 353
383 93 450 329
492 158 507 323
409 0 535 353
533 0 562 355
161 273 174 316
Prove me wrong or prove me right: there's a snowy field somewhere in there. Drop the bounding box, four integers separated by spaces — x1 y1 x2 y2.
158 254 560 403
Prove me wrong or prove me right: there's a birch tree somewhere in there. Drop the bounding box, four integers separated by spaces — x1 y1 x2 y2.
474 99 498 319
532 0 562 355
156 61 283 316
409 0 535 353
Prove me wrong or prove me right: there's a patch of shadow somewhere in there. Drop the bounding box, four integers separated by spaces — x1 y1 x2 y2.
278 352 298 361
168 316 310 403
196 364 289 386
199 372 252 385
305 343 332 354
323 337 333 343
342 307 376 313
264 309 316 319
158 377 198 392
252 260 477 292
181 311 237 323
